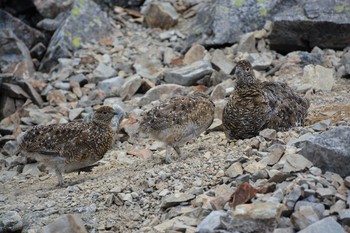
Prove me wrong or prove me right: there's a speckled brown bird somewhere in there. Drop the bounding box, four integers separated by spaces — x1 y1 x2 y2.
223 60 310 140
17 106 124 186
140 91 215 163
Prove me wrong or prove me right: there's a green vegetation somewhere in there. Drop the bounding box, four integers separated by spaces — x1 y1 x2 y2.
72 37 81 47
259 8 268 16
234 0 245 7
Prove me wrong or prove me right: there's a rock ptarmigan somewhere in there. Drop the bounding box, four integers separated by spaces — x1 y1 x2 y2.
223 60 310 140
140 91 215 163
17 106 124 186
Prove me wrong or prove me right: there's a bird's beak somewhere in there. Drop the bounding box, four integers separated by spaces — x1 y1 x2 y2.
230 66 236 75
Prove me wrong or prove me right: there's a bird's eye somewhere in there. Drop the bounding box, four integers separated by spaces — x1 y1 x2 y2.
246 68 250 72
103 111 108 114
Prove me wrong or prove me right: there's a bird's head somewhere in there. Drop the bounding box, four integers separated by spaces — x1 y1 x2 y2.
234 60 256 87
93 106 125 126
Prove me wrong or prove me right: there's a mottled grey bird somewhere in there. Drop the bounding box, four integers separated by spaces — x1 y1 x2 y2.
17 106 124 186
140 91 215 163
223 60 310 140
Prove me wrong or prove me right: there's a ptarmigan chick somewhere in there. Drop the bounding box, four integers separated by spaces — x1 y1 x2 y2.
140 91 215 163
223 60 310 140
17 106 124 186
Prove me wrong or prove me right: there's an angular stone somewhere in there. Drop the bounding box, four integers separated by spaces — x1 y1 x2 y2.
316 188 335 198
236 32 256 53
138 84 189 106
0 30 34 80
1 83 29 99
298 217 345 233
120 75 142 100
339 209 350 226
0 211 23 232
143 2 179 29
41 214 87 233
196 210 227 233
291 205 320 230
40 0 115 72
154 216 196 232
163 60 213 86
211 49 235 74
161 193 195 208
248 52 274 70
259 128 277 140
47 90 67 106
261 144 285 166
17 80 44 107
183 44 206 65
69 108 84 121
93 63 117 81
225 162 243 178
0 9 45 49
234 202 284 220
244 161 267 174
296 127 350 177
295 201 325 218
311 119 332 131
302 65 335 91
330 200 346 214
97 76 124 97
283 153 313 173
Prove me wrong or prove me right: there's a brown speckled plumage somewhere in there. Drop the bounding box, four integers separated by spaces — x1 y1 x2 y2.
18 106 124 186
223 60 310 140
140 92 215 163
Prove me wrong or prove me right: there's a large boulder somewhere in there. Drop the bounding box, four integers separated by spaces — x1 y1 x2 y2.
295 127 350 177
268 0 350 53
39 0 115 72
0 9 46 49
186 0 350 53
0 30 34 80
33 0 73 19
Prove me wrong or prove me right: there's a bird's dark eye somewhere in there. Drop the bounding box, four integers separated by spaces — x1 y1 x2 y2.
103 111 108 114
246 68 250 72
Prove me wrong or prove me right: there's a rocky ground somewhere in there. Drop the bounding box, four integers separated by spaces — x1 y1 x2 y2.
1 0 350 233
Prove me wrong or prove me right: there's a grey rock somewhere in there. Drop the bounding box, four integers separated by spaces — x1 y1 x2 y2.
138 84 189 106
0 9 45 49
282 153 313 173
236 32 256 53
344 176 350 188
69 108 84 121
196 210 228 233
273 228 294 233
23 163 42 177
161 192 195 208
183 43 206 65
296 127 350 177
39 0 115 72
186 0 277 47
33 0 73 18
261 144 285 165
211 49 235 74
339 209 350 226
259 128 277 140
163 60 213 86
41 214 87 233
93 63 117 81
309 167 322 176
0 170 18 183
295 201 325 218
225 162 243 178
143 2 179 29
302 65 335 91
291 205 320 230
311 119 332 131
330 200 346 214
341 50 350 78
70 74 88 87
0 30 35 80
0 211 23 232
269 0 350 53
316 188 335 198
285 186 302 209
97 76 125 97
298 217 345 233
120 75 142 100
248 52 274 70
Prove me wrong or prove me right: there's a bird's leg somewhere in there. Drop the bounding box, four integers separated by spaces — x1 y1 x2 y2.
173 146 184 160
164 145 173 164
55 167 64 186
